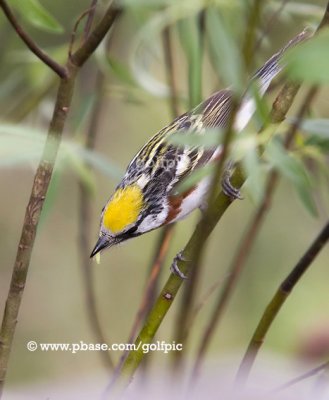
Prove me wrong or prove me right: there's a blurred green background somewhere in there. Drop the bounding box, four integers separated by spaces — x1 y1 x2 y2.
0 0 329 395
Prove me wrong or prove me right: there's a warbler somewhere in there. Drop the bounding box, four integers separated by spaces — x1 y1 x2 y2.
90 30 309 263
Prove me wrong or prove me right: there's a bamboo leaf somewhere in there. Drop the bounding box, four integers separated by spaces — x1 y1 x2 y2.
241 137 266 203
167 128 223 148
283 29 329 84
61 148 96 195
108 56 137 87
206 8 243 92
266 139 318 216
178 15 203 107
39 167 62 225
298 118 329 151
176 163 215 194
299 118 329 138
0 124 123 179
11 0 64 34
295 181 318 217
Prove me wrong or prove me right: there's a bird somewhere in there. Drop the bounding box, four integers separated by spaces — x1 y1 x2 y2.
90 30 309 268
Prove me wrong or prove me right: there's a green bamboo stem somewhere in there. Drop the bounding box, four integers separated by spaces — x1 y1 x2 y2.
0 64 77 398
236 221 329 386
113 167 244 389
172 0 266 369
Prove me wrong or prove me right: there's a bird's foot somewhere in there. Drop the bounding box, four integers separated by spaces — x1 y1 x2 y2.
221 162 243 200
170 251 189 280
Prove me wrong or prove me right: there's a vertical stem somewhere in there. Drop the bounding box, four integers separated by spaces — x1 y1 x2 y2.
173 0 265 370
78 71 114 370
191 171 279 379
162 27 180 117
242 0 264 71
110 25 180 386
0 63 77 396
236 221 329 386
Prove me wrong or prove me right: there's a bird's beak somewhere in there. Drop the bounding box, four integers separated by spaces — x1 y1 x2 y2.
90 235 111 258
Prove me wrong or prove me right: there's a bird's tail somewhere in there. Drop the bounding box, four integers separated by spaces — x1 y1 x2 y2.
252 28 312 94
235 28 313 131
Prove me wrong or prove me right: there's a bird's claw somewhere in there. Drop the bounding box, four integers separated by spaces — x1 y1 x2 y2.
221 164 243 200
170 251 189 280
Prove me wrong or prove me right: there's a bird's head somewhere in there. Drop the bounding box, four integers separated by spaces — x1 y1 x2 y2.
90 184 146 258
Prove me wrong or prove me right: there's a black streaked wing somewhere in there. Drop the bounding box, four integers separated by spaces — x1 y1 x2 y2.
121 29 311 192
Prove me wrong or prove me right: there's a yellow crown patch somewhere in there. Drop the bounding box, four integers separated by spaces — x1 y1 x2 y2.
103 184 144 234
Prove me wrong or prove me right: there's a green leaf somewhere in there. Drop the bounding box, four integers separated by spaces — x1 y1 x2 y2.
176 163 215 194
0 123 123 179
60 147 96 195
167 128 223 148
283 29 329 84
40 166 62 226
108 57 137 87
250 81 271 128
70 146 123 180
298 118 329 152
95 41 136 87
241 137 266 204
0 124 44 166
265 139 318 216
131 38 169 98
206 8 243 92
266 139 305 184
11 0 64 34
299 118 329 139
121 0 175 7
295 181 318 217
178 15 203 107
284 3 324 18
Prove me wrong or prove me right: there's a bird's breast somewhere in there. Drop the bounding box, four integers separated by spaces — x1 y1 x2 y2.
165 176 211 224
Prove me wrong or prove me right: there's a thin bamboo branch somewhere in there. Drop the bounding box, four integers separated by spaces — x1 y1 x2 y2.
270 361 329 394
162 27 180 117
242 0 264 71
172 0 265 370
113 167 245 391
110 225 175 387
172 97 240 369
69 7 98 59
0 0 67 78
124 27 181 377
311 362 329 397
254 0 289 51
109 26 180 388
84 0 98 41
71 2 121 67
78 70 114 370
0 63 78 398
0 2 121 395
191 171 279 379
235 221 329 386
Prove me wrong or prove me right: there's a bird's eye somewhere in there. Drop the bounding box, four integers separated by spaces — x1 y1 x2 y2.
125 226 138 235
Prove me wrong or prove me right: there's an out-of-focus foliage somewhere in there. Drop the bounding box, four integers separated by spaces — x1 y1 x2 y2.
284 28 329 84
0 0 329 396
11 0 64 33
